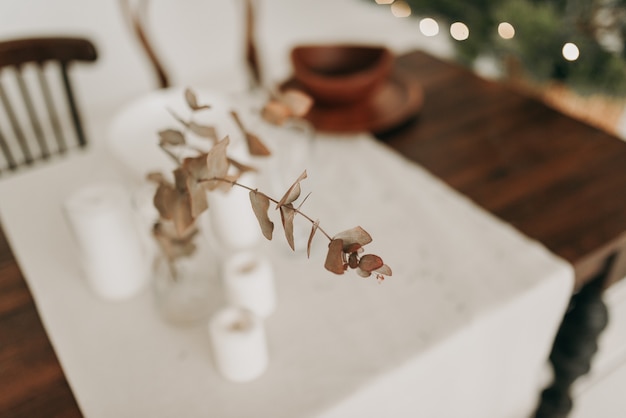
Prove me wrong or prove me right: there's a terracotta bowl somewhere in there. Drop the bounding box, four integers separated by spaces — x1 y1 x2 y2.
290 44 394 106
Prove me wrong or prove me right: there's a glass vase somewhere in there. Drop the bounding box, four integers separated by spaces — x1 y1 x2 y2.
152 232 222 326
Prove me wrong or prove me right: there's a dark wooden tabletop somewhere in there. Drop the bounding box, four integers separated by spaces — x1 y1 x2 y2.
2 49 626 416
379 50 626 290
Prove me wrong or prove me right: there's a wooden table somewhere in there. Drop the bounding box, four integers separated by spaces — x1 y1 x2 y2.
380 51 626 290
378 51 626 418
1 50 625 417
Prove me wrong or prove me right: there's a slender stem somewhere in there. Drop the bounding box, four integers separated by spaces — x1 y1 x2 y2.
230 110 247 135
201 176 334 241
159 144 181 165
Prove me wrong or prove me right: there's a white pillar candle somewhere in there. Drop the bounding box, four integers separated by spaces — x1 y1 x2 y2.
208 307 269 382
63 182 150 301
223 251 276 317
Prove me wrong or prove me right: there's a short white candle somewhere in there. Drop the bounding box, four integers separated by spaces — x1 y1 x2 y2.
223 251 276 317
208 307 269 382
63 182 150 301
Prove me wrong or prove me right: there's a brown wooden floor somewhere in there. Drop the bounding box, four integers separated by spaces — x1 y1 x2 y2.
0 224 82 417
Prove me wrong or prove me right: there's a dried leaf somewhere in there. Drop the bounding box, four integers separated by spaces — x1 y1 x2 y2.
182 154 209 180
156 219 198 241
153 182 194 236
153 182 177 220
356 268 372 278
181 155 210 218
188 185 208 218
281 89 313 117
324 239 346 275
230 110 271 156
228 157 257 174
173 168 188 192
344 242 363 253
277 170 307 208
153 222 197 260
348 252 359 269
158 129 185 146
188 121 217 140
184 88 211 111
171 192 195 236
358 254 384 273
333 226 372 252
375 264 392 276
306 220 319 258
203 136 231 190
261 100 290 125
146 172 166 184
245 132 271 156
280 204 296 251
185 88 198 109
249 190 274 240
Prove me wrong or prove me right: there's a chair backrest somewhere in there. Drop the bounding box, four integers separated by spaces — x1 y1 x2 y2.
0 37 97 173
119 0 262 90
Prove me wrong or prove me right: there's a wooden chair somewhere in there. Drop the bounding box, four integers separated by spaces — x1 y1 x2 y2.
119 0 261 90
0 37 97 173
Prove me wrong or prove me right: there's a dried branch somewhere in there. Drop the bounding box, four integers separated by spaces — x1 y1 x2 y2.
150 88 391 282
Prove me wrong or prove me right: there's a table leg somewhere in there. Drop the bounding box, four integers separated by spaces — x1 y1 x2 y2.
533 279 609 418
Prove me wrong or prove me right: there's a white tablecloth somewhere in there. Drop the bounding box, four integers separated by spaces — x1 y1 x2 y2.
0 110 573 417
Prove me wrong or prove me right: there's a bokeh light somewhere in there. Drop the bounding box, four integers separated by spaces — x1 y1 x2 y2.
450 22 469 41
498 22 515 39
562 42 580 61
375 0 394 4
419 18 439 36
391 1 411 17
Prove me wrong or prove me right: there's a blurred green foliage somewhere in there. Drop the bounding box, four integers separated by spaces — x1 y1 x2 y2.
377 0 626 96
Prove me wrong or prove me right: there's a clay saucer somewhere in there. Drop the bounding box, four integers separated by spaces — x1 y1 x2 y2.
280 69 423 135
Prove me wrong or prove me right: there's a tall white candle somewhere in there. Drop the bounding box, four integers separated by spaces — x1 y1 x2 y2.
208 307 269 382
207 171 262 251
63 182 150 301
223 251 276 317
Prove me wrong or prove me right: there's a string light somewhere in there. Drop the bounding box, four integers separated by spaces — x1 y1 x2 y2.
419 18 439 36
562 42 580 61
450 22 469 41
380 9 579 66
498 22 515 39
391 1 411 17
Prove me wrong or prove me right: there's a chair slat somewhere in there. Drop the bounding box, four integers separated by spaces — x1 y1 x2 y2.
37 64 66 153
16 69 50 159
0 79 33 165
0 126 17 171
60 63 87 148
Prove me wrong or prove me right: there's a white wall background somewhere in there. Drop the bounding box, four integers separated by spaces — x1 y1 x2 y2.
0 0 451 113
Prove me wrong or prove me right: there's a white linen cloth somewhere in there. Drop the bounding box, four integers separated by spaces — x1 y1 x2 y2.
0 126 572 417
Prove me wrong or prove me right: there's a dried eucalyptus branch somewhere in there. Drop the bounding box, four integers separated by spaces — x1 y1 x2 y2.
199 173 392 281
149 88 392 281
